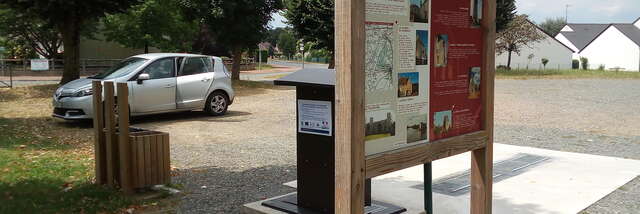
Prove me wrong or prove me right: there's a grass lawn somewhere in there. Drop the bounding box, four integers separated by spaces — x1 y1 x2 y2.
0 85 175 214
496 69 640 79
255 64 274 70
365 133 392 141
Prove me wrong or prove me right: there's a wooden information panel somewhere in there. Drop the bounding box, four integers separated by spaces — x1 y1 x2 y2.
335 0 496 213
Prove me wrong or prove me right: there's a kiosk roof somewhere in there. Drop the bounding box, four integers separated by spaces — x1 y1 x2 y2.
274 68 336 87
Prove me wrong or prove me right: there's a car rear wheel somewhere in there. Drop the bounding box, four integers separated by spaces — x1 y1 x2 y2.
205 91 229 116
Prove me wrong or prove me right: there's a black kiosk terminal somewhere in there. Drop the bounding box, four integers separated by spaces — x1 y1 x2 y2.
263 68 406 214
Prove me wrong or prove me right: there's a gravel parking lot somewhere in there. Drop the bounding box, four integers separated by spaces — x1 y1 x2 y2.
133 79 639 213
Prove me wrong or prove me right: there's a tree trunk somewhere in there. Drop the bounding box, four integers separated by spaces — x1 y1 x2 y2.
231 48 242 80
328 53 335 69
58 17 81 85
507 50 512 70
144 42 149 54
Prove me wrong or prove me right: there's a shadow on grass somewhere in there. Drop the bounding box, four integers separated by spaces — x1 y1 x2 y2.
0 84 57 102
0 117 93 151
0 179 130 214
173 165 296 213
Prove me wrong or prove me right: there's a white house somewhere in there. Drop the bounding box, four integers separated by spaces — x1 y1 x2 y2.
496 20 574 70
556 18 640 71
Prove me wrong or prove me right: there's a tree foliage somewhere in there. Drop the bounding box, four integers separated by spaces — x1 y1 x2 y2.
0 37 37 59
103 0 198 53
0 7 62 59
265 27 287 47
284 0 334 68
539 17 566 36
180 0 282 80
496 0 517 33
496 15 545 69
278 29 297 59
0 0 140 84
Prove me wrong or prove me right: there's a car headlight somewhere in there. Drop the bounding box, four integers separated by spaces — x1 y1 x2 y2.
73 88 93 97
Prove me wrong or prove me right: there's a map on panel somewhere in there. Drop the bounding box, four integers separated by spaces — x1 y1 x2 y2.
365 23 394 92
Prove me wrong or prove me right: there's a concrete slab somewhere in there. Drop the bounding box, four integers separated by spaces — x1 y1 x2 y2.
246 144 640 214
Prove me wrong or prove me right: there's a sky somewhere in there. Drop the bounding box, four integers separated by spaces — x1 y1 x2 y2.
268 12 287 28
517 0 640 24
269 0 640 28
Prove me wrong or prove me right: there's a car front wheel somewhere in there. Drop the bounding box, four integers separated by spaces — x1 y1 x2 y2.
205 91 229 116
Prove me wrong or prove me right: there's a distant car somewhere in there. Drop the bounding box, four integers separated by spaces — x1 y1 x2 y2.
52 53 235 120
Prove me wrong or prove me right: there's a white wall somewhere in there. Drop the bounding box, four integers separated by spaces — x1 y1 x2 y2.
580 26 640 72
497 28 574 70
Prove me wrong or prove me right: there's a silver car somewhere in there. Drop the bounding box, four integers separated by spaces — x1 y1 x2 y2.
52 53 235 120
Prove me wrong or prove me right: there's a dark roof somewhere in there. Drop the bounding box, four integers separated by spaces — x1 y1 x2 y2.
578 24 640 53
525 19 574 52
613 24 640 46
274 68 335 87
558 24 610 51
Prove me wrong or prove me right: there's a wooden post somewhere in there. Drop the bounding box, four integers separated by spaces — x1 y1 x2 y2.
471 0 496 213
92 81 107 184
103 82 117 187
335 0 366 213
116 83 133 194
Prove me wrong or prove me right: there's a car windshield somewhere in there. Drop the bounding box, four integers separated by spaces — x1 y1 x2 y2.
90 57 148 80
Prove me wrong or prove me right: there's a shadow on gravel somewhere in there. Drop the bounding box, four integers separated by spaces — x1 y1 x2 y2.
172 165 296 213
132 110 252 125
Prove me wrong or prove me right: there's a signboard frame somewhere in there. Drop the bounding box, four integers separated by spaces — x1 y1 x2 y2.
335 0 496 213
30 59 50 71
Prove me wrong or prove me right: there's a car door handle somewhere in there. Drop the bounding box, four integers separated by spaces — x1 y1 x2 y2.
164 84 175 88
201 78 211 82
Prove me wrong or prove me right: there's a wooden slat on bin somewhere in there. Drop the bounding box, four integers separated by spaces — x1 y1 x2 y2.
117 83 133 194
137 136 145 188
130 136 138 188
91 81 106 185
156 135 164 184
163 134 170 184
150 135 158 184
103 82 116 187
144 136 152 186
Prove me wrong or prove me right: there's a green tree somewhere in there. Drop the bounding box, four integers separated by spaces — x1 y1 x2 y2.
0 7 62 59
0 37 37 59
496 15 545 69
580 57 589 70
180 0 282 80
541 58 549 69
284 0 335 68
496 0 517 32
103 0 198 53
0 0 139 84
539 17 566 36
278 30 297 59
265 27 287 47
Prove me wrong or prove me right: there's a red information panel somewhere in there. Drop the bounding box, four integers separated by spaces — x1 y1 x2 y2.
429 0 484 140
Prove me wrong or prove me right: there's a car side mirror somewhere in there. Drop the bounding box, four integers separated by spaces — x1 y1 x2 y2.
137 73 150 84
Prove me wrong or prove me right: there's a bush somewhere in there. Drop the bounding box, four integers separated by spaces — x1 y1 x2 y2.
572 59 580 69
541 58 549 69
598 64 605 71
580 57 589 70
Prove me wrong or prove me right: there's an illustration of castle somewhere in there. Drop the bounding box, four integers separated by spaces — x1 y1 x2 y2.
366 112 396 136
398 77 413 97
416 35 428 65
